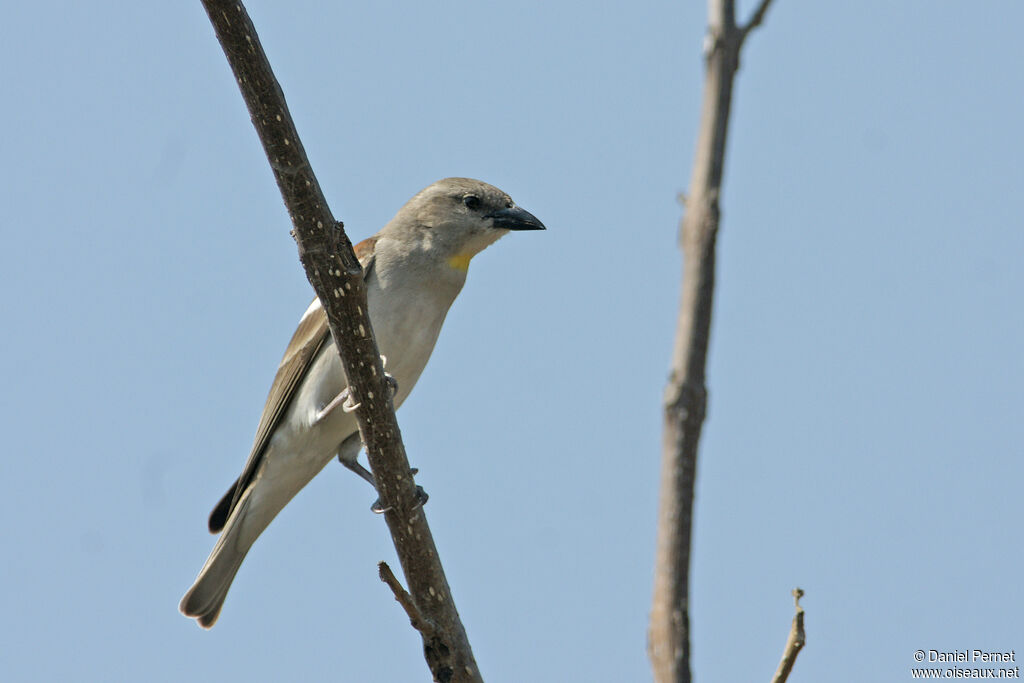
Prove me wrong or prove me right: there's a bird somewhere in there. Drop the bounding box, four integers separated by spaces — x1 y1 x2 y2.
180 177 545 628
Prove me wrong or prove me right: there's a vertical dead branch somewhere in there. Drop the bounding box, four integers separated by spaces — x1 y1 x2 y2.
198 2 480 680
649 1 776 681
770 589 806 683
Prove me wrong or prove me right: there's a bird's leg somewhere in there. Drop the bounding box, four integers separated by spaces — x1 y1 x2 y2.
314 388 358 424
328 356 418 511
338 453 377 488
317 356 398 426
336 437 427 513
336 437 387 511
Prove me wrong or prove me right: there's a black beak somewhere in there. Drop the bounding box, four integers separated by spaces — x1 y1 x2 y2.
485 205 546 231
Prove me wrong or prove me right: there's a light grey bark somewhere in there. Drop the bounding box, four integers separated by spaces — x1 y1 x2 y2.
649 1 776 681
771 589 807 683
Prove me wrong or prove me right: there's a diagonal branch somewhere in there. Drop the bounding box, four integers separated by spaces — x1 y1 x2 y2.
199 2 480 680
379 562 434 638
740 0 777 44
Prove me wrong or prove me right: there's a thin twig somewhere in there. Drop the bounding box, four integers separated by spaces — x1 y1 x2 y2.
379 562 434 638
770 588 807 683
740 0 777 43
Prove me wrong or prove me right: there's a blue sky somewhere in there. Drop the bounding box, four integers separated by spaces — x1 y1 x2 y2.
2 1 1021 681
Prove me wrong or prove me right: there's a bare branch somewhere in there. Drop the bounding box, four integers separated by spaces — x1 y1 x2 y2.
740 0 777 44
198 2 480 680
770 589 807 683
649 1 779 681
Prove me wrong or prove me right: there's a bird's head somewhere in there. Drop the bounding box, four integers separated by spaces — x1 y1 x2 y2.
381 177 545 273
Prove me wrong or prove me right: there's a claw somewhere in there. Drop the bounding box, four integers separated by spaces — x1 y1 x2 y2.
371 486 428 514
341 391 361 413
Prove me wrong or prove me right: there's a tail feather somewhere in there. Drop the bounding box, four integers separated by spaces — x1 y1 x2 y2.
208 476 240 534
181 444 337 627
180 488 254 628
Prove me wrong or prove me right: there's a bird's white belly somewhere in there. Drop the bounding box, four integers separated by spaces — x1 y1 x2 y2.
274 286 451 457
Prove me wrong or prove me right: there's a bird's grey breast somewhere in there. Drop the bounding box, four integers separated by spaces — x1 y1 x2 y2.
366 266 461 407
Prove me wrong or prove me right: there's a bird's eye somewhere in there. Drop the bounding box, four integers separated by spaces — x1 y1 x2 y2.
463 195 481 210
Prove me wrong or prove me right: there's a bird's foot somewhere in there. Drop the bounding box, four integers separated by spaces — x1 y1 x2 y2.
340 388 361 413
315 388 359 423
371 483 429 514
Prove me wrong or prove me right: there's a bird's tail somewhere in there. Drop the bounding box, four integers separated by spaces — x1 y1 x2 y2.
179 487 255 628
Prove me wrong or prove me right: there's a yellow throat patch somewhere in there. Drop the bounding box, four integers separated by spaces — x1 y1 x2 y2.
446 253 473 273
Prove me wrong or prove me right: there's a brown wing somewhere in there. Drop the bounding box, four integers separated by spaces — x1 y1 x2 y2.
208 237 378 532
